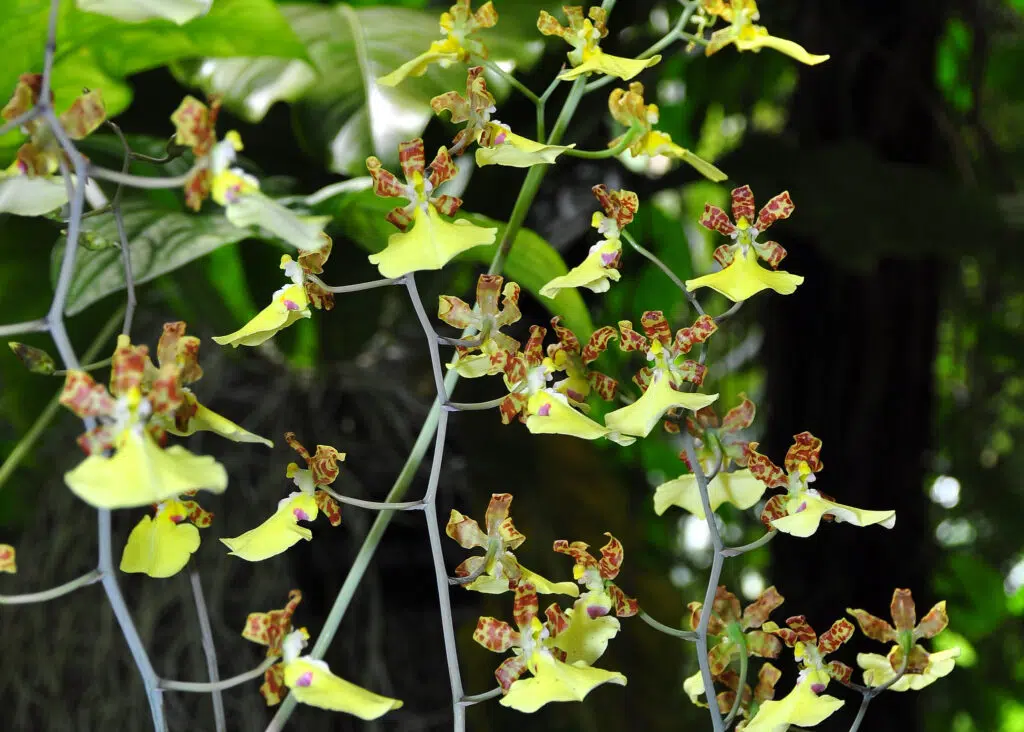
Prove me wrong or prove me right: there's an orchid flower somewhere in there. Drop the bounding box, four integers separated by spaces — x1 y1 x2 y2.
474 582 626 712
0 74 104 216
686 663 782 724
549 534 638 665
378 0 498 87
500 326 634 445
674 393 757 466
686 184 804 301
540 185 637 298
849 588 960 691
447 493 578 596
748 431 896 537
120 495 213 578
213 235 335 348
365 138 496 277
743 616 855 732
171 96 328 249
537 6 661 81
545 317 618 407
604 312 719 438
688 586 784 677
607 83 726 181
654 468 767 518
701 1 829 66
0 545 15 573
243 591 403 717
221 434 345 562
438 274 522 378
431 67 574 165
59 341 227 509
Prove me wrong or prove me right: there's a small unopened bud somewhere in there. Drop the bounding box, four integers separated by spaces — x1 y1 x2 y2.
8 342 55 374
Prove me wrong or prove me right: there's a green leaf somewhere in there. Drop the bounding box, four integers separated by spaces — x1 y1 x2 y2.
173 3 543 175
324 189 593 337
52 199 255 316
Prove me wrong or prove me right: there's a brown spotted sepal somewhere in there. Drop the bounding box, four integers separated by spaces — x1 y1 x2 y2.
169 95 224 210
447 493 577 597
688 586 785 676
674 392 756 466
713 662 782 723
0 544 16 573
552 533 637 617
430 66 496 154
284 432 345 528
590 184 638 238
366 139 463 232
848 588 948 647
297 234 336 311
242 590 303 706
546 317 618 405
439 274 522 378
499 325 547 425
8 341 56 375
764 615 855 690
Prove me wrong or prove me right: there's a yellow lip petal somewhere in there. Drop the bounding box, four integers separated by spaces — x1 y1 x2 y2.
167 393 273 447
643 132 728 182
735 29 830 66
500 652 626 713
368 205 497 278
212 284 310 348
744 680 844 732
526 390 634 445
377 42 461 87
284 658 403 718
120 512 201 578
857 648 959 691
770 493 896 538
221 493 319 562
685 248 804 302
539 240 621 298
604 374 718 438
653 468 767 517
475 131 575 168
551 602 620 666
65 430 228 509
559 52 662 81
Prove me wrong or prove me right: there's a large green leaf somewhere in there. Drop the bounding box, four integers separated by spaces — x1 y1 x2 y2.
325 189 594 337
52 199 255 316
173 3 544 175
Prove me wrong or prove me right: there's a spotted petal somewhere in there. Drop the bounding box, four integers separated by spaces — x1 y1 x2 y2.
368 204 496 278
168 392 273 447
0 544 15 573
685 248 804 302
604 373 718 438
653 469 766 518
284 658 403 718
220 493 319 562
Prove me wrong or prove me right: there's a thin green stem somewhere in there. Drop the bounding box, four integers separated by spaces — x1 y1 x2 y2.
621 229 706 315
639 610 697 641
160 656 280 693
319 486 424 511
562 125 641 159
723 632 748 727
0 569 102 604
53 355 113 376
0 318 49 337
459 687 502 705
444 394 509 412
721 530 778 558
306 273 402 294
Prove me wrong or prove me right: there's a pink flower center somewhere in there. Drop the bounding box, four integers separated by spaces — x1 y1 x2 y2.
811 682 826 694
537 403 551 417
295 671 314 687
600 251 617 266
169 514 184 524
586 604 609 619
284 299 300 311
293 508 311 521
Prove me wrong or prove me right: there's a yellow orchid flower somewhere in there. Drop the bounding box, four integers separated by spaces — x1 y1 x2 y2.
538 6 661 81
447 493 579 596
476 122 575 167
858 645 960 691
749 432 896 537
499 325 634 446
212 257 312 348
439 274 522 379
0 544 15 573
544 316 619 406
654 468 767 517
242 592 403 716
222 435 344 561
702 0 829 66
474 583 626 713
607 83 726 181
743 678 844 732
366 139 496 277
604 313 719 438
378 1 497 87
120 497 213 578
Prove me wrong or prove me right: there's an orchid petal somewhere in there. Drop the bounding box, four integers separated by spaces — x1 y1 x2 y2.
224 193 330 252
476 130 575 168
559 52 661 81
368 204 496 278
857 648 960 691
220 493 319 562
120 511 200 578
743 680 844 732
526 391 634 446
540 240 621 298
212 284 310 348
604 374 718 438
283 658 403 718
685 248 803 302
500 652 626 712
770 493 895 538
653 469 767 517
167 393 273 447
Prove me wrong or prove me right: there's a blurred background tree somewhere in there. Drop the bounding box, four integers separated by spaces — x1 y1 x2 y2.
0 0 1021 730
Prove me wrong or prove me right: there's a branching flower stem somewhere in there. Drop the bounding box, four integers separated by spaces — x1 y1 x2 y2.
0 569 102 604
638 610 697 641
189 572 226 732
159 656 281 693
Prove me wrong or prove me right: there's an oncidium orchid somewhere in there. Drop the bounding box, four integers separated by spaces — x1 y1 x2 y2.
537 6 661 81
686 184 804 302
378 0 498 87
607 82 726 181
549 534 638 665
447 493 578 596
500 326 634 445
213 235 335 348
744 616 855 732
545 317 618 407
687 586 784 679
748 431 896 537
59 339 227 510
243 591 403 717
701 0 829 66
171 96 328 249
438 273 522 378
221 434 345 561
685 663 782 725
849 588 960 691
604 312 720 438
474 582 626 712
432 67 575 166
655 467 766 518
540 185 637 298
120 494 213 578
0 544 15 574
366 138 496 278
0 74 105 216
